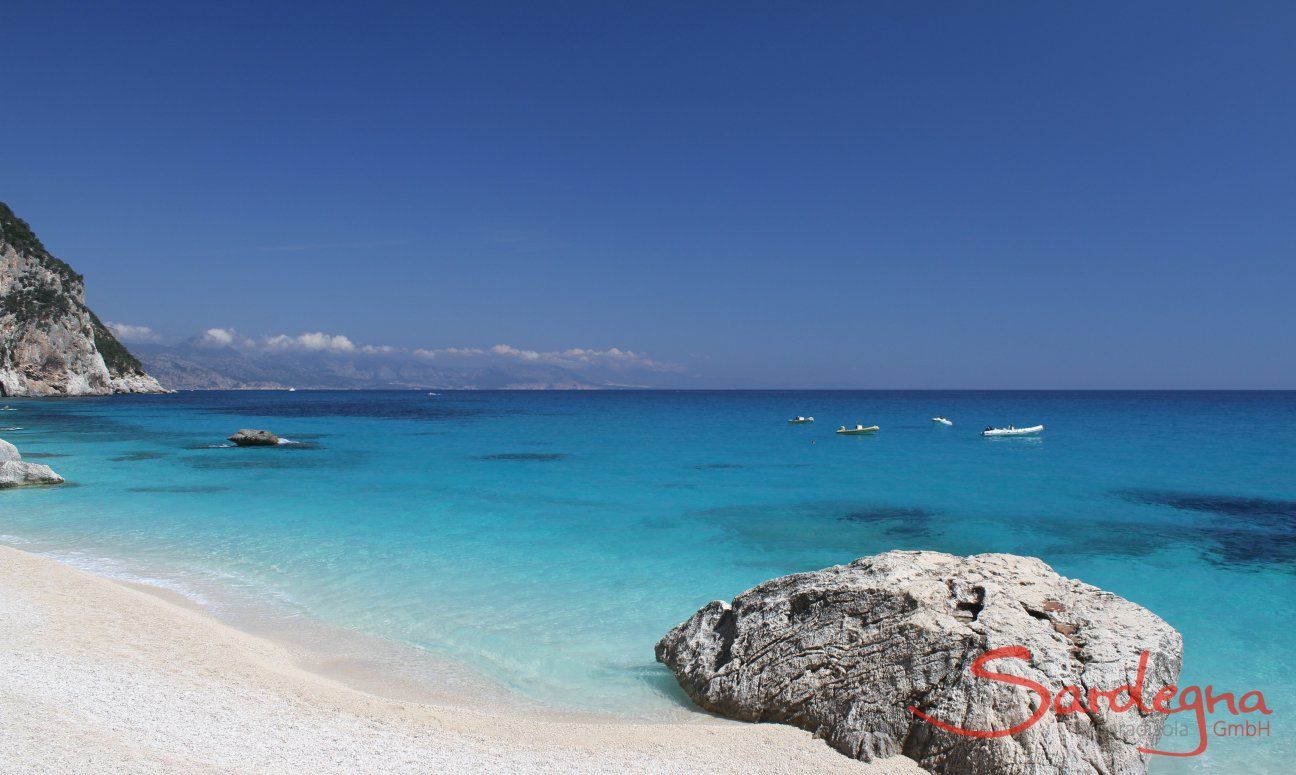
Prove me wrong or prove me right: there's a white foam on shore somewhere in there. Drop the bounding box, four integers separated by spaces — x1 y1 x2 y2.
0 534 305 615
0 539 216 607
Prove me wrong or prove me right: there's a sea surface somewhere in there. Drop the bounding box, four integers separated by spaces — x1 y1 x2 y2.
1 390 1292 772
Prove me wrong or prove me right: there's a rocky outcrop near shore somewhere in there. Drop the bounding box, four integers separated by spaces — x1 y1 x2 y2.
657 550 1182 775
228 429 280 446
0 437 63 487
0 202 166 397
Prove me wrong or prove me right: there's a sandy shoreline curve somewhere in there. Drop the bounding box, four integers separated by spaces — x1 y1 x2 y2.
0 544 922 773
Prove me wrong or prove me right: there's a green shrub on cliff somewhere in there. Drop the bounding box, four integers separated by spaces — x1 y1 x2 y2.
0 202 84 286
1 201 146 377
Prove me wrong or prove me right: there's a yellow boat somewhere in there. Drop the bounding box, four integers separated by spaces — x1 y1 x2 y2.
836 424 879 435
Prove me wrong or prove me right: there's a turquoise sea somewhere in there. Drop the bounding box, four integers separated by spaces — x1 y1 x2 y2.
1 390 1292 772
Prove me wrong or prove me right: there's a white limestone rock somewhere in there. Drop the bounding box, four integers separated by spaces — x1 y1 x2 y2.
0 437 64 487
656 550 1182 775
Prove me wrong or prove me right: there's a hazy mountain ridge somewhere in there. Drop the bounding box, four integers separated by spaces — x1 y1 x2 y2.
133 339 656 390
0 202 164 396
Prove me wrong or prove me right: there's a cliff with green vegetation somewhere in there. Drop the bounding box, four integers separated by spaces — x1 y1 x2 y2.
0 202 165 395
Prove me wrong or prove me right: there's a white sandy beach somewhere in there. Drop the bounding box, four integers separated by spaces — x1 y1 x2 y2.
0 545 922 774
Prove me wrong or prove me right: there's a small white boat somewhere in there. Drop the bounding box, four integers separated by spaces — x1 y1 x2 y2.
981 424 1044 437
931 417 952 426
0 406 17 411
788 416 814 424
287 387 296 392
837 424 879 435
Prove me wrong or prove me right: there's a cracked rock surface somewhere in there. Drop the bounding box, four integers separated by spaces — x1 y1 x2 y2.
656 550 1182 775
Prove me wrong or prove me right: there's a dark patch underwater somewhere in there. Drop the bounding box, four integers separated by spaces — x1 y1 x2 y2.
690 500 942 551
1115 488 1296 571
110 451 169 462
184 456 327 470
1117 489 1296 525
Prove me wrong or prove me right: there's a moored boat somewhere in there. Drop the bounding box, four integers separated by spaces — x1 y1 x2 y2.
837 424 879 435
788 416 814 424
981 424 1044 437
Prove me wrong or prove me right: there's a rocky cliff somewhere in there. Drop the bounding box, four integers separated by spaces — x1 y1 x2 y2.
0 202 165 396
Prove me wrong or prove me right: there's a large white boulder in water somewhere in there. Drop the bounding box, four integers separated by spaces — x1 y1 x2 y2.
656 550 1182 775
0 437 64 487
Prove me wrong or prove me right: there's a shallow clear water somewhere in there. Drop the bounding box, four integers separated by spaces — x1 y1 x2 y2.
1 390 1292 771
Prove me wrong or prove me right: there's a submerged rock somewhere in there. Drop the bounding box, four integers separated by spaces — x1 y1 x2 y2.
0 437 64 487
228 429 280 446
656 550 1182 775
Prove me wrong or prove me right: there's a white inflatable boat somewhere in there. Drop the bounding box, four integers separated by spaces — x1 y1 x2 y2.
981 424 1044 437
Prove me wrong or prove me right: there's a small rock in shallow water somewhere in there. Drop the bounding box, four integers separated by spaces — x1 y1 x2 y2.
227 429 280 447
0 437 64 488
656 549 1182 775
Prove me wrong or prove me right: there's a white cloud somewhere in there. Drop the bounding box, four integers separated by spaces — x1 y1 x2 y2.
413 347 485 359
415 342 680 372
189 327 680 374
106 322 161 343
264 332 356 353
553 347 673 369
196 327 372 354
490 343 541 361
197 327 240 347
492 343 677 371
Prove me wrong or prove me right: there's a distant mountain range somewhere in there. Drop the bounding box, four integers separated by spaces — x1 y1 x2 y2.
131 336 685 390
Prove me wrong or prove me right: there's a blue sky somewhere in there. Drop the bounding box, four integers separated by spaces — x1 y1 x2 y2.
4 2 1294 387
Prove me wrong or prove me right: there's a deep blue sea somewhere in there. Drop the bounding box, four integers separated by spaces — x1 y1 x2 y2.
2 390 1292 772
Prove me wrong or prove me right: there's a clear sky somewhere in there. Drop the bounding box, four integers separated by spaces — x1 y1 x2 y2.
4 2 1293 388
